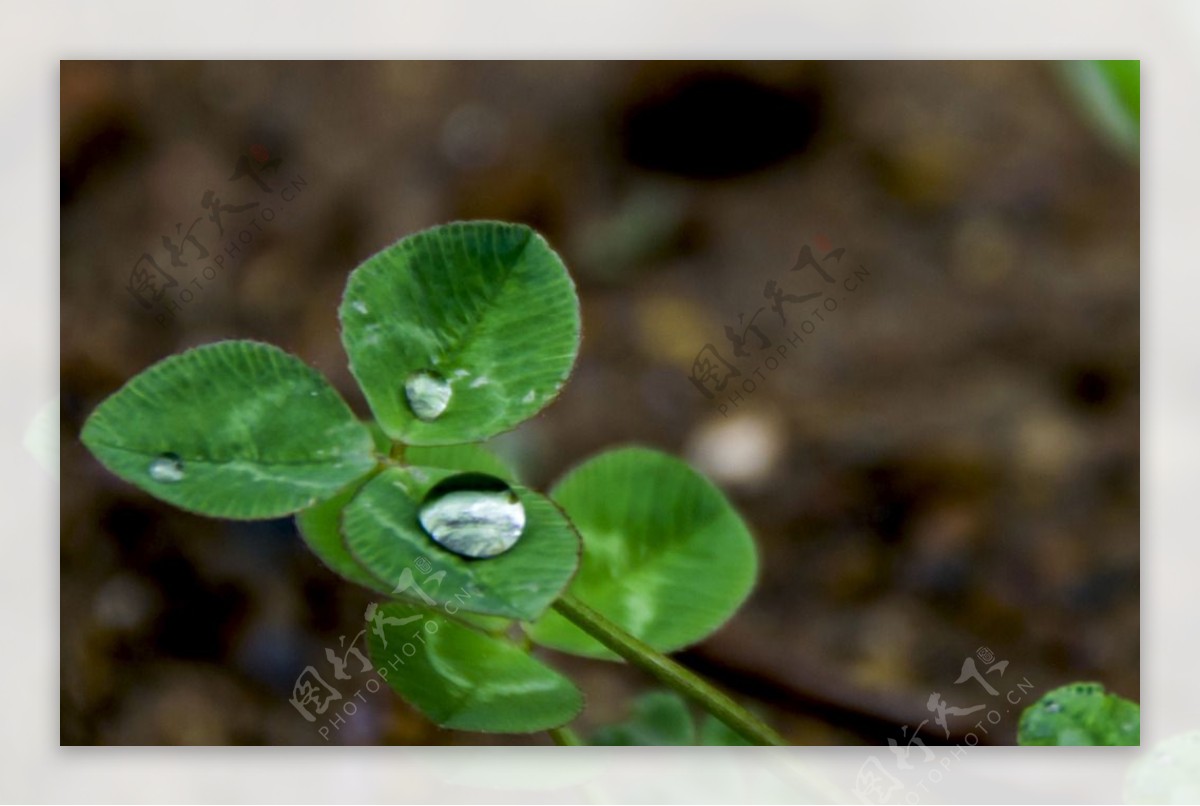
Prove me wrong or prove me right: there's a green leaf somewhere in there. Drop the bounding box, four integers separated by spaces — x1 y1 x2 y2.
700 713 754 746
1094 60 1140 123
295 444 519 595
81 340 377 519
340 221 580 446
587 691 756 746
406 443 519 484
591 691 696 746
366 600 582 733
1018 682 1140 746
528 446 757 659
342 466 580 621
1061 60 1139 155
294 473 391 594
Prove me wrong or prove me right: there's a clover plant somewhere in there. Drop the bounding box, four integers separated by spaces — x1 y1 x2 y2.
81 221 781 745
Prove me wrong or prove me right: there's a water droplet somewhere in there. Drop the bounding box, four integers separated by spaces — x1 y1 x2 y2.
405 371 452 421
418 473 525 559
469 375 490 389
1044 701 1062 713
148 453 185 483
522 390 536 404
352 300 369 315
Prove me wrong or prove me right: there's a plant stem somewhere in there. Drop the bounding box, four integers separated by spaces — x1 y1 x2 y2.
548 726 584 746
551 594 788 746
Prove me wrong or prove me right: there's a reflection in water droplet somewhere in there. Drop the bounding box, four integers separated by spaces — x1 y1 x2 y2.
418 473 525 558
148 453 185 483
405 371 452 421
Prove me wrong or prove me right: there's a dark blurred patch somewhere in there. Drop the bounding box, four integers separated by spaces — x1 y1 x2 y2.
149 555 247 660
61 109 147 206
620 72 823 179
1066 565 1139 612
1063 363 1121 412
98 500 248 661
316 192 369 268
853 457 990 547
856 462 926 547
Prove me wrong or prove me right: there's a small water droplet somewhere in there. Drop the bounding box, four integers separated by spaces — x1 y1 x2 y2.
522 390 536 404
148 453 185 483
405 371 452 421
418 473 525 559
469 375 490 389
352 301 369 315
1044 701 1062 713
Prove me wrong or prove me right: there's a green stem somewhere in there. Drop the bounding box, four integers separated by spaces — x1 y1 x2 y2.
548 726 584 746
552 594 787 747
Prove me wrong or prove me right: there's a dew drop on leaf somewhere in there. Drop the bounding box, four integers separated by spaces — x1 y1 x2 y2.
417 473 526 559
148 453 185 483
404 371 452 421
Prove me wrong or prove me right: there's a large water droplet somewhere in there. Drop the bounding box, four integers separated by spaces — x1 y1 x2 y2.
405 371 452 421
148 453 185 483
418 473 525 558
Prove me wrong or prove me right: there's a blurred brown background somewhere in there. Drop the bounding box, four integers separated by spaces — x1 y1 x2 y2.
59 61 1138 746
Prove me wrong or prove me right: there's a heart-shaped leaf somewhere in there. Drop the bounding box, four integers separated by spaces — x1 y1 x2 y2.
1018 682 1140 746
81 340 377 519
367 601 582 733
340 221 580 445
342 466 580 621
295 444 519 594
528 446 757 659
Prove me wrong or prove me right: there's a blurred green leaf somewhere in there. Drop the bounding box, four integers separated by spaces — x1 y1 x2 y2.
366 600 582 733
1018 682 1140 746
81 340 376 519
700 713 755 746
592 691 696 746
342 466 580 620
1061 60 1139 156
589 691 753 745
340 221 580 446
528 446 757 659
